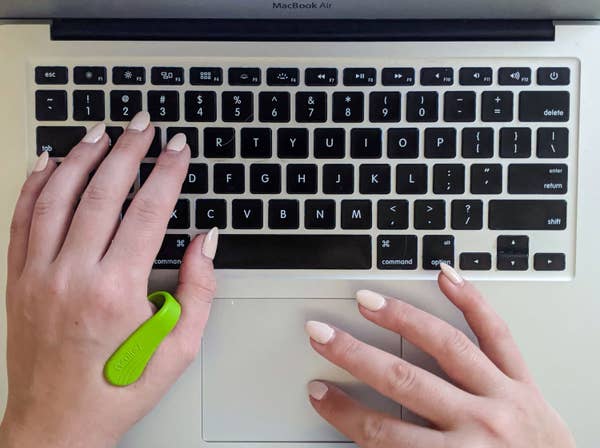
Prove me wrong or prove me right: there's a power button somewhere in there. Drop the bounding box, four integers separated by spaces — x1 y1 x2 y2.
537 67 570 85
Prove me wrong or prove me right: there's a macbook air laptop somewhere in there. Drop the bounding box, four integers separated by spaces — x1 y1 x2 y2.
1 1 600 446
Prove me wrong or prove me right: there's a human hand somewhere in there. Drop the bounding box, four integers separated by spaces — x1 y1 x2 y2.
0 112 218 448
305 264 575 448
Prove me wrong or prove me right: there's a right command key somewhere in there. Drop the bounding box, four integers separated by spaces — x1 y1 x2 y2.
519 91 569 122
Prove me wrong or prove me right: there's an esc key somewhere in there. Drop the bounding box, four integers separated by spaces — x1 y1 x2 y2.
35 66 68 85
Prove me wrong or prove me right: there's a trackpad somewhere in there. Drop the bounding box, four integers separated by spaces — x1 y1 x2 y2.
201 298 402 442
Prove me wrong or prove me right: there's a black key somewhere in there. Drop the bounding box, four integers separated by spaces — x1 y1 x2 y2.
167 127 199 157
268 200 299 229
377 235 418 270
204 127 235 158
433 164 465 194
332 92 364 123
139 163 154 186
154 234 190 269
460 253 492 270
497 235 529 271
423 235 455 270
73 90 105 121
287 164 318 194
196 199 227 229
278 128 309 158
420 68 453 86
148 91 179 121
146 127 162 157
388 128 419 158
451 199 483 230
377 200 409 230
537 68 570 86
481 91 513 122
296 92 327 123
314 128 345 158
168 199 190 229
259 92 290 123
185 91 217 122
343 68 376 86
305 200 336 229
35 66 68 85
341 200 372 229
444 91 476 122
74 66 106 84
214 164 245 194
537 128 568 158
498 67 531 85
381 68 415 86
113 67 145 85
414 200 445 230
488 200 567 230
267 67 299 86
232 199 263 229
369 92 401 122
151 67 184 85
110 90 142 121
351 128 382 158
323 164 354 194
470 164 502 194
222 91 254 122
190 67 223 85
508 164 568 194
459 67 492 86
500 128 531 158
36 126 86 157
241 128 272 158
406 92 438 122
36 90 67 121
424 128 456 158
519 91 569 122
181 163 208 194
229 67 261 86
106 126 124 149
250 164 281 194
359 164 390 194
462 128 493 158
305 68 338 86
534 253 566 271
396 164 427 194
213 235 371 269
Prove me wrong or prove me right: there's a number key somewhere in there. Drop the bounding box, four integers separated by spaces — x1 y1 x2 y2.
296 92 327 122
185 91 216 122
148 91 179 121
332 92 364 122
73 90 105 121
259 92 290 123
369 92 400 122
222 92 253 122
110 90 142 121
406 92 438 122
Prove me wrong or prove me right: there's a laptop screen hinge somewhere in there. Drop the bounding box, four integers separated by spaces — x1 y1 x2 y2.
50 19 555 41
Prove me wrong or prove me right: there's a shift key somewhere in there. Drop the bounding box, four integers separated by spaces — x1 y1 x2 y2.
519 91 569 122
489 200 566 230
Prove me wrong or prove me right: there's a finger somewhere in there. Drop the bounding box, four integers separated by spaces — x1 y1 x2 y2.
7 152 56 280
355 288 507 396
60 112 155 261
307 381 445 448
26 123 110 264
104 133 190 276
437 264 532 383
305 321 473 427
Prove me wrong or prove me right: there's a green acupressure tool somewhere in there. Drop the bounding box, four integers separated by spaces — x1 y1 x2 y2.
104 291 181 387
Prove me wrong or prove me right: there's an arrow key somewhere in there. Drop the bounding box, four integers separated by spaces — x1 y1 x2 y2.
460 252 492 270
534 253 566 271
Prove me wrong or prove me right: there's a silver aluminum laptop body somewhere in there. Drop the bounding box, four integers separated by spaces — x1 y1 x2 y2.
1 1 600 447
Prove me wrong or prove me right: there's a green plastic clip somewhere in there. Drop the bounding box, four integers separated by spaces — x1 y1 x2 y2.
104 291 181 387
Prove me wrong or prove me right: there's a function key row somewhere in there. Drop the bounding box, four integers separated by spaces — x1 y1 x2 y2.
35 66 571 87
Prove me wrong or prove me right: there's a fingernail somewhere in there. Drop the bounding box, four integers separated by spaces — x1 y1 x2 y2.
127 111 150 132
440 263 464 286
356 289 386 311
202 227 219 260
307 381 328 400
305 321 334 344
31 151 49 174
165 132 187 152
82 122 106 144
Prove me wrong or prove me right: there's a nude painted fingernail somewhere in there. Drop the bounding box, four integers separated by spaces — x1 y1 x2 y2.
31 151 49 174
307 381 328 400
202 227 219 260
356 289 386 311
82 122 106 143
305 321 334 344
127 111 150 131
440 263 464 286
165 132 187 152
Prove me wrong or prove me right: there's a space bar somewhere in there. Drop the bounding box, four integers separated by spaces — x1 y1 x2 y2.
213 234 372 269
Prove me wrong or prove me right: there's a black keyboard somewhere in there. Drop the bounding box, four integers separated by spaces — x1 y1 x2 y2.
33 63 575 274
